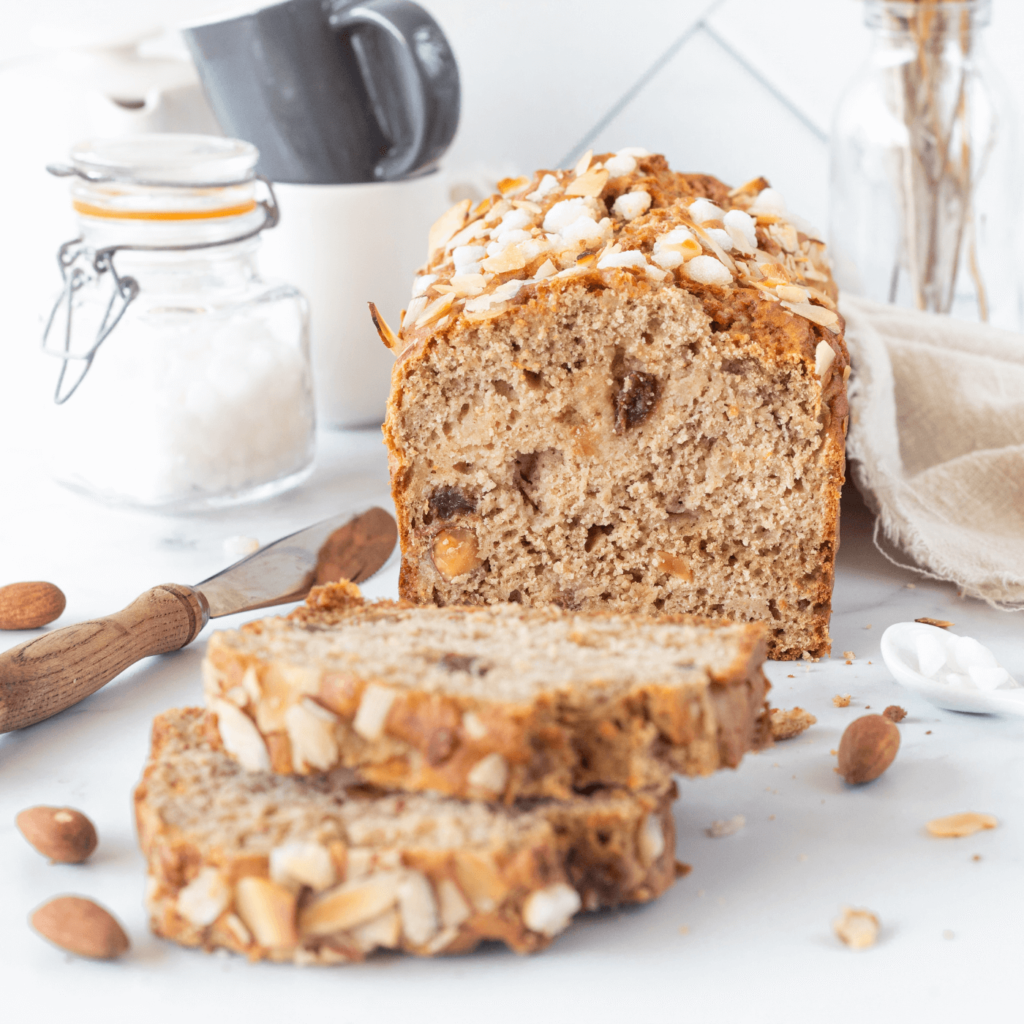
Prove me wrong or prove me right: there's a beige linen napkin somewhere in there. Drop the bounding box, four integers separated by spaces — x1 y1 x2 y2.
841 294 1024 610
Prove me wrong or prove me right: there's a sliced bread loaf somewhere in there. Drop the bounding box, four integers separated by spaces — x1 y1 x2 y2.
136 708 677 964
381 153 847 659
202 582 769 798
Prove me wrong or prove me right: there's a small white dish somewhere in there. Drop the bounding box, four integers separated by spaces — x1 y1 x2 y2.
880 622 1024 717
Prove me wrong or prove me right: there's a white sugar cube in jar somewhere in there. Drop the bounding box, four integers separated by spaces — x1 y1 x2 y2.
42 134 315 511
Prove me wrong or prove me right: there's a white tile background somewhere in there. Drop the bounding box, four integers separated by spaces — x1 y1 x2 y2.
0 0 1021 449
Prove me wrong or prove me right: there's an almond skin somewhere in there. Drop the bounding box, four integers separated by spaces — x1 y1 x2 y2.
0 581 66 630
16 806 98 864
837 714 900 784
31 896 129 959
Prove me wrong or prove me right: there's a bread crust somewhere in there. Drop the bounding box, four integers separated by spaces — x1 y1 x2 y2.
381 156 847 659
202 585 771 796
135 708 677 963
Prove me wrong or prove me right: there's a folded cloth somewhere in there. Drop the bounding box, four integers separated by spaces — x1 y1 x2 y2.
841 295 1024 610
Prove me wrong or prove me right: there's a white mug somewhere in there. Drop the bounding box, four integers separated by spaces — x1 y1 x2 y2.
258 170 449 427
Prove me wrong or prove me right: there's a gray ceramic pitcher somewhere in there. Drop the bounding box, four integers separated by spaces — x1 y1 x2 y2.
184 0 460 184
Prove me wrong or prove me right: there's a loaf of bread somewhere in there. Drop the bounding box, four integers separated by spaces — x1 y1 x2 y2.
201 582 769 796
379 151 848 659
135 708 677 963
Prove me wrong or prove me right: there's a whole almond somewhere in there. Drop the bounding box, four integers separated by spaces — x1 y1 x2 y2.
837 714 900 784
16 806 98 863
31 896 129 959
0 581 66 630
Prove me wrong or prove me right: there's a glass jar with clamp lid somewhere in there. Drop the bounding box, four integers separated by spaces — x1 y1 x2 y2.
43 134 315 510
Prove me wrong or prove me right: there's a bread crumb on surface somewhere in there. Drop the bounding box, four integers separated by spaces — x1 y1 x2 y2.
678 925 690 936
883 705 907 722
927 813 998 838
787 674 795 679
916 617 953 629
769 706 816 740
706 815 745 838
833 694 851 707
833 906 880 950
843 650 856 660
906 583 916 589
972 854 982 862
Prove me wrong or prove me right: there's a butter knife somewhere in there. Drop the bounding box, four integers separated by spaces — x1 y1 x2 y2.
0 506 397 733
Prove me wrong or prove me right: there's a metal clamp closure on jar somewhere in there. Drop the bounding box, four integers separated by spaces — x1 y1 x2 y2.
42 162 280 404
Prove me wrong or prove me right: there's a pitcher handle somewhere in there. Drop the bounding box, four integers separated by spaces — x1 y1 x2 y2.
328 0 460 181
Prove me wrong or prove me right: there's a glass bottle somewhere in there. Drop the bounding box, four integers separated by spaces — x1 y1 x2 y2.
830 0 1022 331
42 134 315 511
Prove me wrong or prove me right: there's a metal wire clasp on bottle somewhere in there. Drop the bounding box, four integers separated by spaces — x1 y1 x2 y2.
41 165 280 405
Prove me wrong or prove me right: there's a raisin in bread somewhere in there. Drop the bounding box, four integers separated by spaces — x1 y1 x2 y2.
202 582 770 795
380 151 848 659
136 708 677 963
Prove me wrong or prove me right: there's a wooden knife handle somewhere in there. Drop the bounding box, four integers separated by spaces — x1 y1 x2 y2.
0 584 209 733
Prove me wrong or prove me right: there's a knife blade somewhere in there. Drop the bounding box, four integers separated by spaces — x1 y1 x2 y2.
0 506 397 733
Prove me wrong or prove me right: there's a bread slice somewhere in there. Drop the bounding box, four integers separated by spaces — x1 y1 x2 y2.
135 708 677 964
380 153 848 659
202 582 769 798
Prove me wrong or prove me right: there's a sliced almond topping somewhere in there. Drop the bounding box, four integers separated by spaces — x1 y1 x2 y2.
177 867 230 928
565 167 609 198
775 284 810 304
397 871 439 946
466 752 509 796
758 262 792 286
235 877 298 949
814 341 836 377
451 273 487 297
210 699 270 773
523 883 581 937
461 710 488 740
454 851 508 912
299 872 402 936
223 912 251 947
463 304 509 323
428 199 471 260
573 149 594 177
534 258 557 280
350 908 401 951
638 813 666 867
784 301 840 330
481 244 530 274
437 878 471 928
353 683 398 741
804 285 837 310
926 813 998 838
512 199 543 215
728 175 770 198
270 841 336 892
497 176 530 195
414 292 455 328
284 701 338 772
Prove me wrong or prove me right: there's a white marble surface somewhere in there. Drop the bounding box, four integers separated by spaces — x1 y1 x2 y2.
1 431 1022 1024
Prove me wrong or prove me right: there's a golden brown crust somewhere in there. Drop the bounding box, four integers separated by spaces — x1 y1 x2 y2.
382 154 846 661
135 708 676 964
202 586 771 796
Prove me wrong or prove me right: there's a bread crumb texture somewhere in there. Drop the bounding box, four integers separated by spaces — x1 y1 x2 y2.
383 151 847 660
833 906 880 950
135 708 678 963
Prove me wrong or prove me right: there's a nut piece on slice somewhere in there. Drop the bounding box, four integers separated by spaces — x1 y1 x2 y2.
431 527 483 581
16 806 98 864
926 813 998 838
235 877 298 950
769 707 816 741
31 896 129 960
837 714 899 784
833 906 880 950
522 883 582 937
